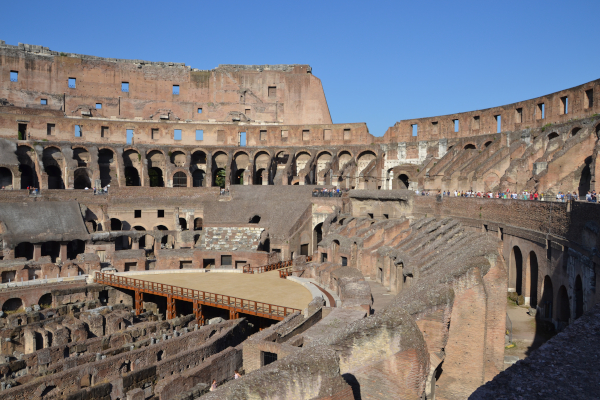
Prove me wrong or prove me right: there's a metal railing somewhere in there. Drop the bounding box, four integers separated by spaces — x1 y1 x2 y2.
95 272 299 320
243 256 312 274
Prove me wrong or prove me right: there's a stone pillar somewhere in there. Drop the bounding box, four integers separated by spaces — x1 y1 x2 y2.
59 243 67 262
33 244 42 261
131 239 139 250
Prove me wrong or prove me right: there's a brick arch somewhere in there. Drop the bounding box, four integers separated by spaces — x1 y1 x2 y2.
463 143 477 150
190 147 210 154
252 149 273 158
317 150 333 158
356 149 376 159
234 150 250 158
145 148 166 156
170 168 191 187
295 149 313 157
71 144 93 153
42 144 63 152
123 146 142 153
570 126 583 137
337 149 355 158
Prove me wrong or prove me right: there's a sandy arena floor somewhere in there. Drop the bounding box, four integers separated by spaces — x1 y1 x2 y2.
130 270 312 310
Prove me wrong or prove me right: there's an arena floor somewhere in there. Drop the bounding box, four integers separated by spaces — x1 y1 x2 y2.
129 270 312 310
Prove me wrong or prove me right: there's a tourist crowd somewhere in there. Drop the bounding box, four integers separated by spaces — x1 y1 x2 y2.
415 189 599 202
312 188 344 197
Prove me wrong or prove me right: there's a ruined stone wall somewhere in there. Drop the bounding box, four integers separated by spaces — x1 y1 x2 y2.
0 42 332 126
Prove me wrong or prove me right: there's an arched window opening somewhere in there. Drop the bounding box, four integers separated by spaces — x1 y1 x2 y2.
98 149 114 187
255 168 265 185
249 215 261 224
19 164 37 189
125 166 140 186
194 218 203 231
464 144 476 150
38 293 52 308
110 218 122 231
484 141 492 148
173 172 187 187
548 132 559 140
2 297 23 312
398 174 409 189
510 246 523 295
45 165 64 189
0 168 12 189
179 218 187 231
213 168 226 188
73 169 91 189
575 275 584 319
149 167 164 187
192 170 205 187
571 127 581 137
528 252 538 308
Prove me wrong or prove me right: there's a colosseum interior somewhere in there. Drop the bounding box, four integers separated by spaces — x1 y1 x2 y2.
0 40 598 399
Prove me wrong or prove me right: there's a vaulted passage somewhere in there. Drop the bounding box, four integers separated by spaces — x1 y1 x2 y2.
45 165 64 189
173 172 187 187
528 251 538 307
149 167 164 187
510 246 523 295
125 166 140 186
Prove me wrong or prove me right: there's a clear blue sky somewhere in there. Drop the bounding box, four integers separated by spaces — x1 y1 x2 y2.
3 0 600 136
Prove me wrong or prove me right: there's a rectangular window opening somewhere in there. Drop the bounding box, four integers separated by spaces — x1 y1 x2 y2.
261 351 277 366
157 210 164 218
197 108 202 114
302 130 310 141
121 82 129 92
537 103 545 119
560 96 568 115
151 128 158 140
585 89 594 109
10 71 18 82
18 123 27 140
341 256 348 267
260 130 267 141
196 129 203 141
324 129 332 140
239 132 247 146
174 129 182 141
68 78 76 88
268 86 277 98
453 119 459 132
134 210 141 218
473 116 480 130
515 108 523 124
281 130 288 139
221 255 232 266
343 128 351 140
245 108 251 116
47 123 55 136
40 99 47 105
101 126 108 138
126 129 134 145
203 259 215 269
172 85 179 95
96 103 102 109
495 115 501 133
411 124 418 137
75 125 82 137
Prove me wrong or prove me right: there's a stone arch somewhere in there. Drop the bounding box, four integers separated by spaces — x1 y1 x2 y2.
170 150 187 167
254 151 271 185
15 242 34 259
194 218 203 231
2 297 23 312
0 167 13 189
570 126 582 137
17 145 39 189
172 171 188 187
147 150 165 187
356 150 376 175
179 218 188 231
295 151 311 172
484 141 492 148
332 239 340 259
232 151 249 185
73 168 92 189
575 275 584 319
548 132 559 140
556 285 570 327
316 151 332 172
463 143 476 150
314 222 323 248
67 239 85 260
509 246 523 295
125 166 140 186
190 150 207 186
526 251 539 307
398 174 409 189
123 149 141 186
212 151 228 187
43 147 65 189
38 293 52 307
541 275 554 319
98 148 115 187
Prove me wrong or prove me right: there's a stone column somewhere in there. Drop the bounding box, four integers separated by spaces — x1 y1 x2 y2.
33 244 42 261
59 243 67 262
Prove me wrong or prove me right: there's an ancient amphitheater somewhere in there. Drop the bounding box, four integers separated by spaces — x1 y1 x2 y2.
0 40 598 399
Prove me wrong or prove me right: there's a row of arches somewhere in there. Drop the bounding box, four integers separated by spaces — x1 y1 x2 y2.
14 240 85 262
510 245 584 328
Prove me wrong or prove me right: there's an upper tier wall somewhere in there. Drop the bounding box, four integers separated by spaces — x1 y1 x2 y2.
0 41 332 126
382 78 600 142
